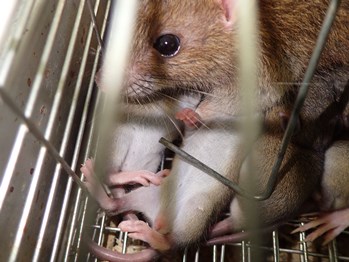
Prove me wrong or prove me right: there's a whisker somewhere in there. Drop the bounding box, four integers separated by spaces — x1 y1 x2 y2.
146 96 185 140
130 78 246 135
129 85 143 107
137 77 226 99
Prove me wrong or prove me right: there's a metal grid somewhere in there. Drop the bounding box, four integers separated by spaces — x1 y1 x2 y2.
0 0 349 262
0 0 109 261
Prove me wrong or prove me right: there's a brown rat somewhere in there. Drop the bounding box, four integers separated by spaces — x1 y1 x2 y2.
82 0 349 259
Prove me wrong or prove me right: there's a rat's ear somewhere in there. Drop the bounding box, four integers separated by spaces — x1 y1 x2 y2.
215 0 238 26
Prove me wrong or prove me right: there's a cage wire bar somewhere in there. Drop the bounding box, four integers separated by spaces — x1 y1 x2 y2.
0 0 349 262
0 0 110 261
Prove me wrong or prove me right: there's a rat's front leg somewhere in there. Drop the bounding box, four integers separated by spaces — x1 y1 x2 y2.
80 159 168 214
118 220 171 251
106 169 170 187
81 159 120 212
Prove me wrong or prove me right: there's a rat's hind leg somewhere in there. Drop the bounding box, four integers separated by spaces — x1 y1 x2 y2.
292 208 349 245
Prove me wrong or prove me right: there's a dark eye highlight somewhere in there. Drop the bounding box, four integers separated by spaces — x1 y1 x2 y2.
153 34 181 57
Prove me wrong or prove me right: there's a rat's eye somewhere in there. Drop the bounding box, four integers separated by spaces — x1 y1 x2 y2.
153 34 181 57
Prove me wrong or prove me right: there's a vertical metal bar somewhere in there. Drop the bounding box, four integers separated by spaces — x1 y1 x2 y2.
182 247 188 262
272 230 280 262
220 245 226 262
212 245 217 262
194 247 200 262
299 225 309 262
73 193 90 262
241 239 247 262
92 0 138 187
328 239 338 262
97 214 107 249
122 232 129 254
33 0 88 260
237 0 261 259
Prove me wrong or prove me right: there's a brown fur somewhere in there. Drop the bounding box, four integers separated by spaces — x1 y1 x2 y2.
122 0 349 113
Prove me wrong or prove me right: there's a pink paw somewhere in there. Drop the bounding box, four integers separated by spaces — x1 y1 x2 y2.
175 108 202 129
292 208 349 245
106 169 170 187
118 220 171 251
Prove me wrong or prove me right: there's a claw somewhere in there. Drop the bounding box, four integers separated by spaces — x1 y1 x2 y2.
107 169 170 187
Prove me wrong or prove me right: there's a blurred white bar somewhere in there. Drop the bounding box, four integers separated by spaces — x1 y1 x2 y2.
0 1 18 51
93 0 138 187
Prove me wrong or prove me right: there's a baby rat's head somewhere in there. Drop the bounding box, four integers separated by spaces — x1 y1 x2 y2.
98 0 240 104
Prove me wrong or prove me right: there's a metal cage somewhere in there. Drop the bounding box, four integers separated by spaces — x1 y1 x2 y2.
0 0 348 261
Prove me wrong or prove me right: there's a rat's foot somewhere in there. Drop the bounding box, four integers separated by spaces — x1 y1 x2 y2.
81 159 120 212
175 108 202 129
107 169 170 187
292 208 349 245
118 220 171 251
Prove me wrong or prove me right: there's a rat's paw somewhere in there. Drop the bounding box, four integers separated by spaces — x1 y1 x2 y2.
107 169 170 187
292 208 349 245
81 159 120 212
118 220 171 251
175 108 202 129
